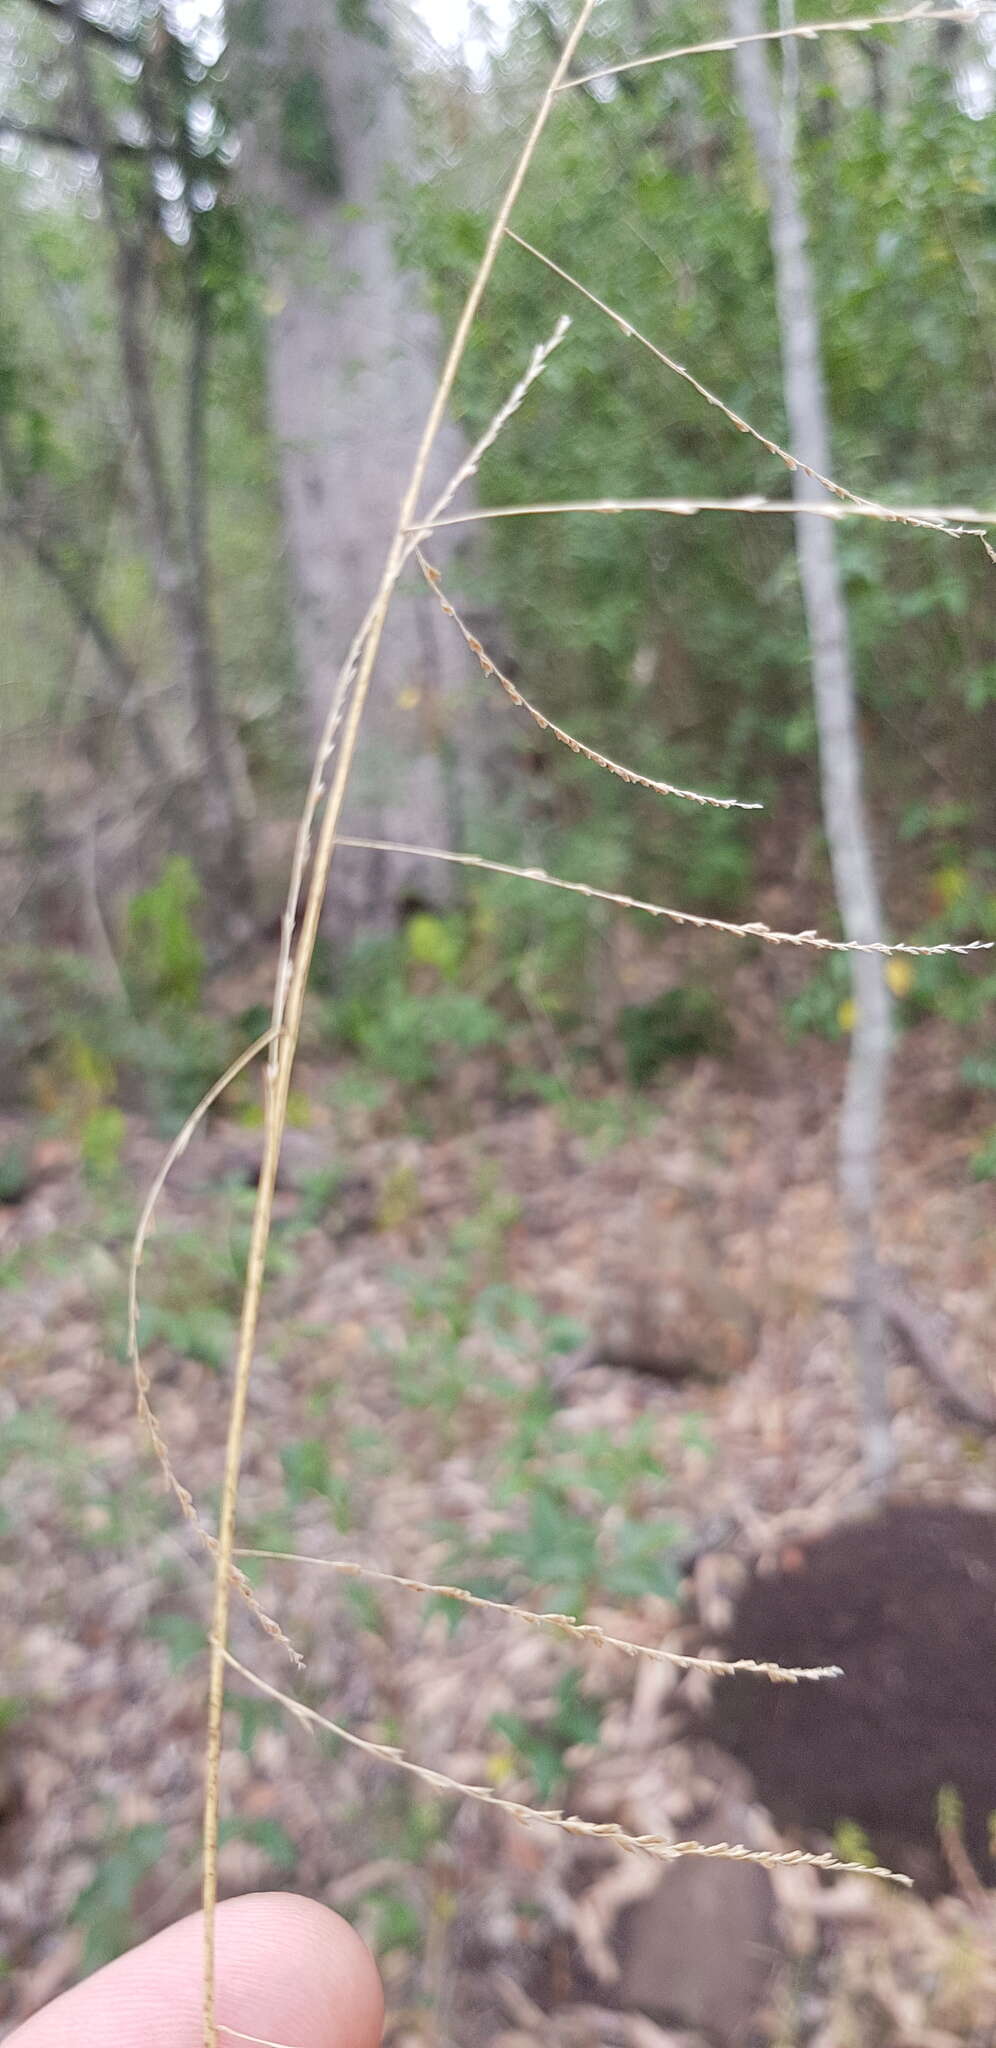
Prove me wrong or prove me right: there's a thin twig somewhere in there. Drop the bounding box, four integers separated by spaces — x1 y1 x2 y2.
335 837 991 956
415 549 760 810
222 1650 911 1886
560 6 995 94
506 233 976 544
199 8 599 2043
235 1548 840 1682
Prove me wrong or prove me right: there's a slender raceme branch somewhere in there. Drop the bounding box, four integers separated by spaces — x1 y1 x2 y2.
335 837 991 956
413 313 573 535
235 1550 840 1682
414 495 996 536
506 232 981 546
560 5 996 94
223 1651 911 1886
416 548 761 809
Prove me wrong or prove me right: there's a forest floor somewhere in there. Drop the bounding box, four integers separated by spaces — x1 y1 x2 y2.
1 993 996 2046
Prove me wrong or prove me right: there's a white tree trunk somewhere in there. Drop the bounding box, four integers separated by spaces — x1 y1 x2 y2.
236 0 486 940
731 0 894 1485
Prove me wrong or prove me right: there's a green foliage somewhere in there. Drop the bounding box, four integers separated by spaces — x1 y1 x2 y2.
620 985 731 1086
0 1146 30 1206
405 912 464 978
493 1671 602 1803
367 1891 422 1958
145 1611 207 1672
937 1783 966 1839
327 925 506 1089
363 987 503 1089
217 1815 297 1871
832 1818 879 1871
785 954 851 1041
484 1474 680 1614
70 1820 167 1975
280 1436 350 1527
969 1129 996 1183
326 930 503 1089
963 1055 996 1096
130 1203 290 1371
296 1163 348 1228
8 942 230 1127
137 1301 234 1370
124 858 204 1016
80 1106 126 1187
226 1694 284 1757
337 0 389 46
383 1186 534 1420
278 66 341 194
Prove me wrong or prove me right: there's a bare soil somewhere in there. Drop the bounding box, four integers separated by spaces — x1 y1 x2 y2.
710 1503 996 1893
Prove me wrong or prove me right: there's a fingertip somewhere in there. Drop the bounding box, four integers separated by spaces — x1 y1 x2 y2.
9 1892 383 2048
215 1893 383 2048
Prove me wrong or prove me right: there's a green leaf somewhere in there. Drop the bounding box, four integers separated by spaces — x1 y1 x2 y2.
218 1817 297 1870
146 1613 206 1672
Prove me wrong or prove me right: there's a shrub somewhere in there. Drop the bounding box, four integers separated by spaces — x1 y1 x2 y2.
123 856 204 1016
620 984 731 1085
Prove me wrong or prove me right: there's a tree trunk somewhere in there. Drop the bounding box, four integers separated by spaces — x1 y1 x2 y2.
233 0 488 942
731 0 894 1487
68 3 255 942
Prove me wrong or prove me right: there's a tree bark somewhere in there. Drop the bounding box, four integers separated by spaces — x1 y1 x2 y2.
731 0 894 1486
233 0 489 942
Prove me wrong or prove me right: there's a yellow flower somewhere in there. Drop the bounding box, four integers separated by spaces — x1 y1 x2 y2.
932 864 967 910
886 957 915 997
837 998 857 1033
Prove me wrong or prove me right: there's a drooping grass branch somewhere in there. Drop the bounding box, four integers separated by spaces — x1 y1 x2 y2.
506 232 987 547
224 1651 911 1887
235 1550 840 1683
415 495 996 537
335 838 991 958
416 549 761 810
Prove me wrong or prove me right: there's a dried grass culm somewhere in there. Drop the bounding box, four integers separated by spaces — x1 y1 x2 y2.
121 6 996 2045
